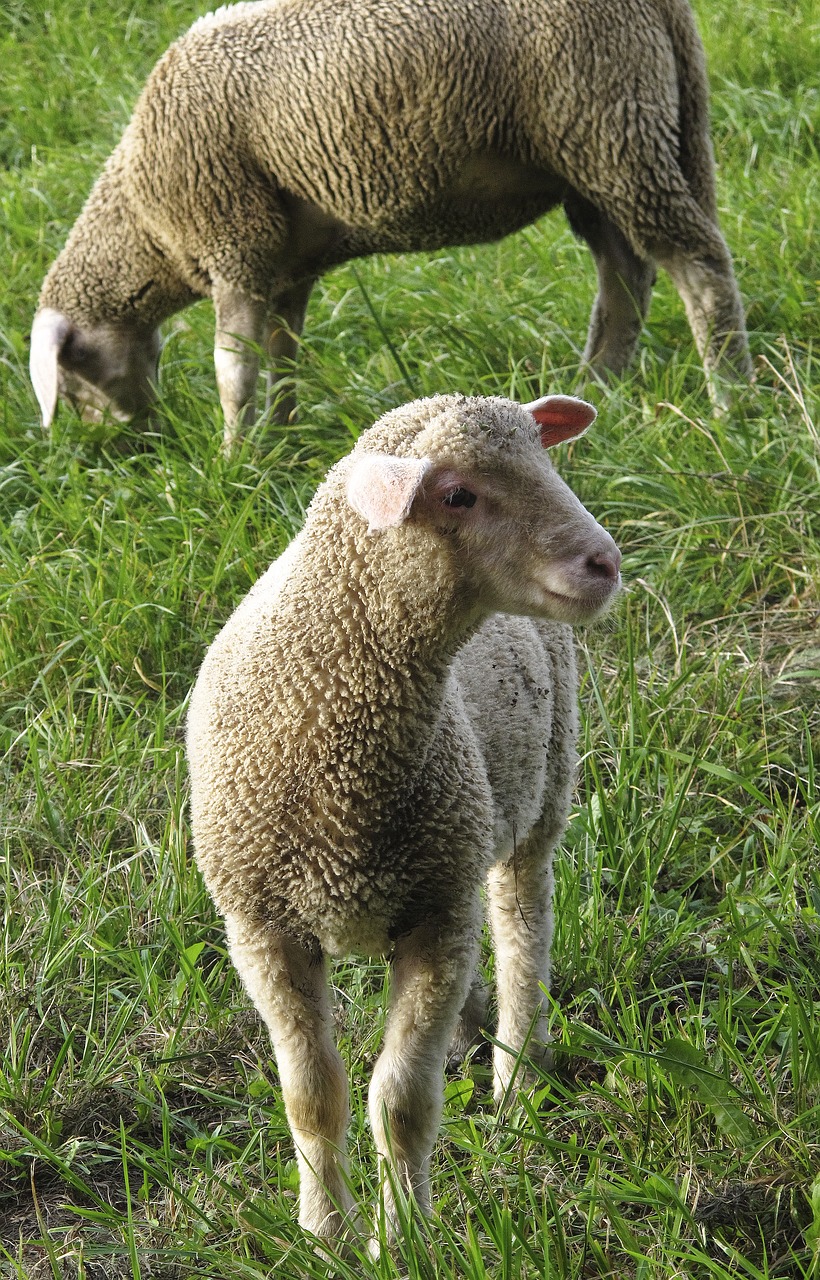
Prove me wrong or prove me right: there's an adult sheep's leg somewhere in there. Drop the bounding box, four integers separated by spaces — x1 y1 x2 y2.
615 166 751 400
369 913 478 1232
565 195 656 379
265 278 315 426
212 280 266 451
224 914 358 1243
656 234 752 399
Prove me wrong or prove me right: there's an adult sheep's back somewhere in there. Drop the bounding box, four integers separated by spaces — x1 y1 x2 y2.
31 0 751 446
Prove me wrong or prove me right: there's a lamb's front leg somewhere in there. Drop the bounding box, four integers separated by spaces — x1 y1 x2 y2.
487 821 559 1103
369 910 479 1234
224 914 358 1243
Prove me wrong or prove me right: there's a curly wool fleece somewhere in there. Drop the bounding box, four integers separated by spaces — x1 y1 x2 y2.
32 0 750 442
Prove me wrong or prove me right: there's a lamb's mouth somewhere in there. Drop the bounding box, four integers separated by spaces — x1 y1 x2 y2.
537 579 620 621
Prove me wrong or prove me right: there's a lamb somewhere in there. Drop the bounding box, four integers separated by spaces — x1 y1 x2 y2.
185 391 621 1245
31 0 751 449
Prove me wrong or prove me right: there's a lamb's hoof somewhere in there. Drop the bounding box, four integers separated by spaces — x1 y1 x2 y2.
493 1041 554 1106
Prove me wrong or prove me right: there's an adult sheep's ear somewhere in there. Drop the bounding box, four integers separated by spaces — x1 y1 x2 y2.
30 308 74 429
346 454 430 532
523 394 597 448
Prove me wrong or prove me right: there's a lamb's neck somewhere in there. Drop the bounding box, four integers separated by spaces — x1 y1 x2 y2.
281 532 481 765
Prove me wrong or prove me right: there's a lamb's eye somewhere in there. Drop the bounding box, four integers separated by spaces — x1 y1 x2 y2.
443 487 477 508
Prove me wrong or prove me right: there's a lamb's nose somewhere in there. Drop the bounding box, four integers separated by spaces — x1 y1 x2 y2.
585 547 622 581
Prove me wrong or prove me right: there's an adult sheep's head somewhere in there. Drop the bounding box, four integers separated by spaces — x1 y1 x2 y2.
345 393 621 627
30 309 161 429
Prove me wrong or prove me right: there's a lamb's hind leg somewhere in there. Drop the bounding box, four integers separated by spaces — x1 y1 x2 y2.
224 914 358 1243
565 194 656 380
448 969 489 1066
487 820 559 1104
369 911 478 1233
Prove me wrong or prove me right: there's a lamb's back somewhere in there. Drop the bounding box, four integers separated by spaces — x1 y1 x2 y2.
453 615 576 849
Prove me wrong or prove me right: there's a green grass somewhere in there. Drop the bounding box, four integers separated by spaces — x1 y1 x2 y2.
1 0 819 1275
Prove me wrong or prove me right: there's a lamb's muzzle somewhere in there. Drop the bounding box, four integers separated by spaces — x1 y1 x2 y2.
538 534 622 620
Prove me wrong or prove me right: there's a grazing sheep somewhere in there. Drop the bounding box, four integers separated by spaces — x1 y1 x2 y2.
31 0 751 447
186 392 621 1243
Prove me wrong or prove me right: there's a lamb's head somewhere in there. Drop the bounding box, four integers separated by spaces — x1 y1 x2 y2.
344 393 621 626
30 309 161 429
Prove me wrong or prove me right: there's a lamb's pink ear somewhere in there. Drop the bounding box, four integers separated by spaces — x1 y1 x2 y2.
30 308 73 429
346 454 430 532
523 394 597 448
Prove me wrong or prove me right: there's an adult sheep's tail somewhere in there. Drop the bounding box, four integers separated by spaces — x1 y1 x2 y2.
658 0 719 221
